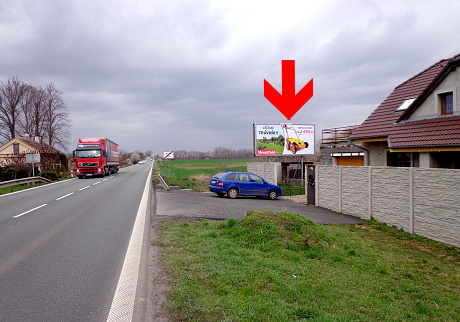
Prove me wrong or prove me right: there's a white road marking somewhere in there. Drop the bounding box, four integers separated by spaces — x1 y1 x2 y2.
79 186 90 191
13 204 47 218
56 192 74 201
93 181 101 185
107 165 152 321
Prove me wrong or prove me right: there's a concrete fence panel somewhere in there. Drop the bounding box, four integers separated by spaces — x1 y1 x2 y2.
341 167 371 219
412 169 460 247
247 162 280 185
316 165 459 248
317 166 340 212
371 167 411 231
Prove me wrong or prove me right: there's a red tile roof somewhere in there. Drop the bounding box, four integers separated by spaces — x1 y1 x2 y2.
390 116 460 148
350 53 460 148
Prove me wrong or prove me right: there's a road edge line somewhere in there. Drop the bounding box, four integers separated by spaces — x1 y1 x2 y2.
107 164 153 321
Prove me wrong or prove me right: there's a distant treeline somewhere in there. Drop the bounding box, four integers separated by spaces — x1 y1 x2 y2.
165 147 255 160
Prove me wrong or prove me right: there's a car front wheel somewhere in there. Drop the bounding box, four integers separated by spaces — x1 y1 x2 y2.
227 187 239 199
268 189 278 200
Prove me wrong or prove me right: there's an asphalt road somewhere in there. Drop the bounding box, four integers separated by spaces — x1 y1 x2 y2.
0 162 152 322
156 189 364 224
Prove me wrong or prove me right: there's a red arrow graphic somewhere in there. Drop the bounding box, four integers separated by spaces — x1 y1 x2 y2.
264 60 314 120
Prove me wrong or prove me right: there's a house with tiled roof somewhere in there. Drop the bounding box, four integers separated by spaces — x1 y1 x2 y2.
349 53 460 168
0 135 67 174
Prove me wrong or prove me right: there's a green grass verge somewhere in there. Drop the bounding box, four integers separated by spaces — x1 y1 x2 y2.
159 211 460 321
0 184 31 195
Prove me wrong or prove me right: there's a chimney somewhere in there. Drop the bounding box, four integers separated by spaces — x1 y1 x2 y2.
23 133 30 140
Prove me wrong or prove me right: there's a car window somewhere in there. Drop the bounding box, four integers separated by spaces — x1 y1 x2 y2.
251 175 264 184
237 173 250 182
213 172 226 179
226 173 236 180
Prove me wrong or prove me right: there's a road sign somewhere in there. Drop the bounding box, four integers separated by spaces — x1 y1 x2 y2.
26 154 40 163
163 151 174 159
264 60 314 120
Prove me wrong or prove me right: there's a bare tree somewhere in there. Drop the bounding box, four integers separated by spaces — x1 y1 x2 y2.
42 83 71 150
19 85 47 141
0 77 30 141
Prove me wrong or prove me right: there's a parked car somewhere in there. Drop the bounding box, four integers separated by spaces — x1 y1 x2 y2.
208 171 282 200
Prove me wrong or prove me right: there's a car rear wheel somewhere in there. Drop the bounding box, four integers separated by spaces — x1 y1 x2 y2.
227 187 239 199
268 189 278 200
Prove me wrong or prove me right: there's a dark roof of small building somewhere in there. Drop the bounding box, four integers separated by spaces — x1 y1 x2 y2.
350 53 460 148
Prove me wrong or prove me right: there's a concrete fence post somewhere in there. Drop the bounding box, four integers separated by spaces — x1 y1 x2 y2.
409 168 414 234
315 165 319 207
368 166 373 220
338 166 342 213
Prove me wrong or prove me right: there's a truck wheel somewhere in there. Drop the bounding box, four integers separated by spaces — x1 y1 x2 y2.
227 188 239 199
77 175 83 179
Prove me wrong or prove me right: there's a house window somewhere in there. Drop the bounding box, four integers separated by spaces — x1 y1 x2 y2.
388 152 418 167
440 92 453 115
396 98 416 111
13 143 20 154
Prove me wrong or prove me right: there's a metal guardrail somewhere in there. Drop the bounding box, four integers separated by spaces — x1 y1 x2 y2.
0 176 52 189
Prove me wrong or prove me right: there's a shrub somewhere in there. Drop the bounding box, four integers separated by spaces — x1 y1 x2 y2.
40 171 59 181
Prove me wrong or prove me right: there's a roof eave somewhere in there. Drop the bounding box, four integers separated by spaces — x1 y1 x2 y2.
389 145 460 152
350 136 388 143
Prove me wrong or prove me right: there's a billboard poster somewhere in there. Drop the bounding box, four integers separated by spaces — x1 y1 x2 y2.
254 123 315 156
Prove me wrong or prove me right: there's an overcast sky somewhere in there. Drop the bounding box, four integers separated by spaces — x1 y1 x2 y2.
1 0 460 154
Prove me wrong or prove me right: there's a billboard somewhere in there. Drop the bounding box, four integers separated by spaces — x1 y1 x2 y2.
254 123 315 156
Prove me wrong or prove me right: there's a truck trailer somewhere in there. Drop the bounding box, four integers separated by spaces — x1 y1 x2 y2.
73 138 119 178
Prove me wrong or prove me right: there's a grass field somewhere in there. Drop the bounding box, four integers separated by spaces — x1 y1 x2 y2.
155 159 305 195
155 159 254 191
159 211 460 321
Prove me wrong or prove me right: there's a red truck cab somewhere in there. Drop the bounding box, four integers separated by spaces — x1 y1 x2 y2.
73 138 119 178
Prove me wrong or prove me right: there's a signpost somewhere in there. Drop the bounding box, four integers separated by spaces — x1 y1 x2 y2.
163 151 174 176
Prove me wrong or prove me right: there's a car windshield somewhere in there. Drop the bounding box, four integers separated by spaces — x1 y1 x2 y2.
75 149 102 158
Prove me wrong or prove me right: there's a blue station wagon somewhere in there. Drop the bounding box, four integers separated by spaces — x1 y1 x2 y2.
208 171 282 200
